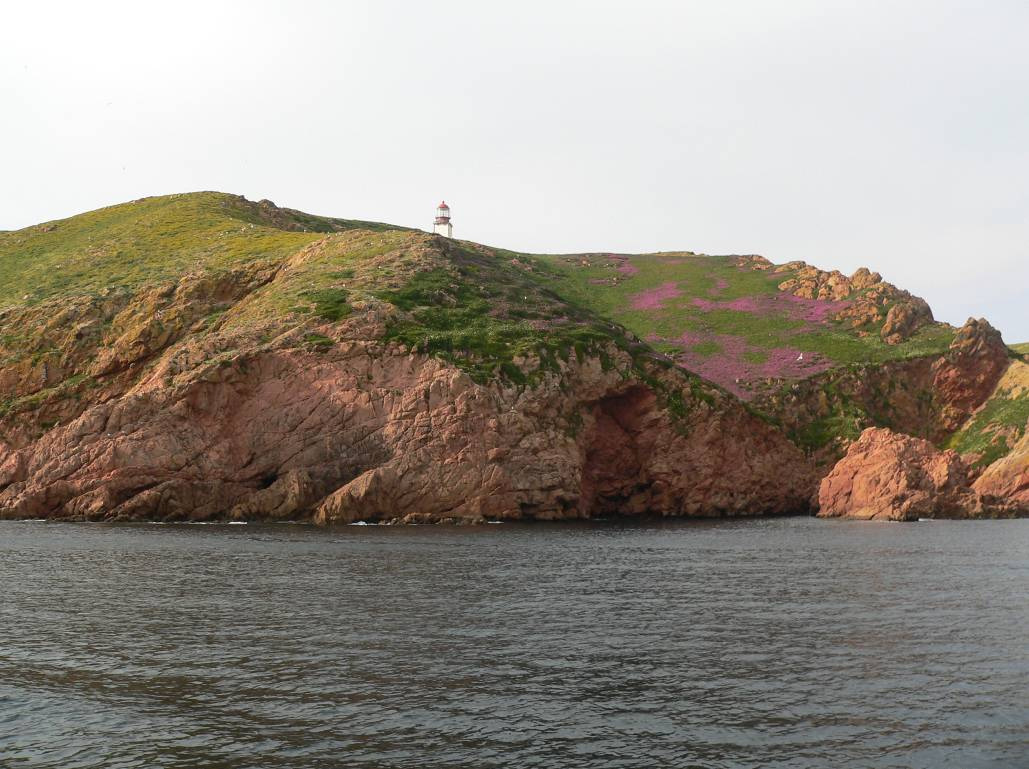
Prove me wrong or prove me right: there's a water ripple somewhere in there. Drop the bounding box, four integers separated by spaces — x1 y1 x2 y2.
0 518 1027 768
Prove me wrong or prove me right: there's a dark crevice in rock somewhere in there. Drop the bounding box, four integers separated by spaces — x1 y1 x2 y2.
580 385 655 516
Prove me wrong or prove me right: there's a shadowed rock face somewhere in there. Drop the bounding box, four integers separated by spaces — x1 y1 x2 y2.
580 387 653 515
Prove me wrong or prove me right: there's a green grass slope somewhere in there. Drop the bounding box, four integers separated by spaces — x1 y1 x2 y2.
0 193 667 376
948 360 1029 468
216 230 653 386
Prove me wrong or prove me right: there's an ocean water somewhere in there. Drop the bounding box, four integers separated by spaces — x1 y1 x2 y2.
0 517 1026 768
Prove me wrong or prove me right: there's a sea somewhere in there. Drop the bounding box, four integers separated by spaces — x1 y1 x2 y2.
1 516 1027 768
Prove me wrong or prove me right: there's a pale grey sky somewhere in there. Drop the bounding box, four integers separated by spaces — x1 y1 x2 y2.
2 1 1027 340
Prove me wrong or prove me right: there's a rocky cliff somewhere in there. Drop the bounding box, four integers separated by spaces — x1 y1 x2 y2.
0 192 1024 522
0 337 817 523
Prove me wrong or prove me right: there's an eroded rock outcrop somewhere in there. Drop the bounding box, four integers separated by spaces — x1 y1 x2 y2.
774 263 933 344
930 318 1011 432
817 427 1019 520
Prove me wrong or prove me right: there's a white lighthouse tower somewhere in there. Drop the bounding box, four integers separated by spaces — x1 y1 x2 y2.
433 201 452 238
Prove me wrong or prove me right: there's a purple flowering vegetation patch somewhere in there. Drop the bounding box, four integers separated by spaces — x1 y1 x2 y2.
691 293 851 322
708 278 729 297
630 281 682 310
614 257 639 276
657 330 834 398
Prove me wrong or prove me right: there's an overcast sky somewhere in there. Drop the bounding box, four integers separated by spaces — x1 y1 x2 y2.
2 1 1027 340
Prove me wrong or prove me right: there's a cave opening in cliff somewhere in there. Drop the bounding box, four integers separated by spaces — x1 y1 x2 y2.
580 385 656 516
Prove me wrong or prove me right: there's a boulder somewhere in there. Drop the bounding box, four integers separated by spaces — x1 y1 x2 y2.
880 297 933 344
818 427 983 520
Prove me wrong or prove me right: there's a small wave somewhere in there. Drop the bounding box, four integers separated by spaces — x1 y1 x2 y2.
348 521 377 526
227 521 247 525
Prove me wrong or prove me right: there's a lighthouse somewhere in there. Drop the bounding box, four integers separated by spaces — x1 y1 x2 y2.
433 201 452 238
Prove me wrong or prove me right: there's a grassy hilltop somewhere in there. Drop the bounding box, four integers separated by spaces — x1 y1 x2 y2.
1 191 1020 463
0 192 401 308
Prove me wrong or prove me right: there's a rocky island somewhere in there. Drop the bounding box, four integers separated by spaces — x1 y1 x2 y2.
1 193 1025 522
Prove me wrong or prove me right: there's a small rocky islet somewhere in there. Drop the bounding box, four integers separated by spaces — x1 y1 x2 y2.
0 192 1025 523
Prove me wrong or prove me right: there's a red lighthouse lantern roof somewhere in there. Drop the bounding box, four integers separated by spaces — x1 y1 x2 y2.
438 201 449 209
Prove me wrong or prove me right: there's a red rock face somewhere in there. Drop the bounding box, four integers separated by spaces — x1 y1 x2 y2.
931 318 1011 432
817 427 1023 520
818 428 975 520
0 341 818 524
